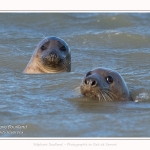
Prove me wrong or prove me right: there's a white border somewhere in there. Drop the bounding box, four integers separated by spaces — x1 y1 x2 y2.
0 138 150 149
0 0 150 11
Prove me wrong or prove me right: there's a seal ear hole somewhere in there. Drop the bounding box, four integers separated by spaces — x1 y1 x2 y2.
60 45 66 51
41 45 47 51
106 75 113 84
86 71 92 77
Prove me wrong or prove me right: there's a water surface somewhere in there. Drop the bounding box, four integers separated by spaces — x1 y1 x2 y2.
0 13 150 137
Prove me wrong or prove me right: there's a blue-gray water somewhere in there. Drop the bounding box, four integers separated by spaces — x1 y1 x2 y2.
0 13 150 137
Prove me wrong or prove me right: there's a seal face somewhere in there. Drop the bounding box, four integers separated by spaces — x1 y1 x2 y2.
80 67 132 101
23 36 71 74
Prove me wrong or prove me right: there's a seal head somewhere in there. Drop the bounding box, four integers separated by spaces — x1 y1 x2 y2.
23 36 71 74
80 67 132 101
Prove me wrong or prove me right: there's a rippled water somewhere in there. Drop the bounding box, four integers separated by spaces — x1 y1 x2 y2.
0 13 150 137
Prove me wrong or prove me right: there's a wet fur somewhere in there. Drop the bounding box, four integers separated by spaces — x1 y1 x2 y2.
80 67 132 101
23 36 71 74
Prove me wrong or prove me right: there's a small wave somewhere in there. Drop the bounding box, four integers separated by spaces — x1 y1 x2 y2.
135 92 150 101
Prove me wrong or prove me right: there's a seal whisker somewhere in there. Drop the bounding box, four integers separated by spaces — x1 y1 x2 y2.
62 58 71 64
102 93 107 102
101 91 110 101
61 61 68 71
61 59 71 71
100 92 107 102
101 90 113 102
103 91 113 102
96 87 110 102
40 33 47 40
73 86 81 96
61 56 71 64
99 92 104 102
97 94 101 101
103 89 117 99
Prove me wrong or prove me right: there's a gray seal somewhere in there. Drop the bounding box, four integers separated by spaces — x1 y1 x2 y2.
23 36 71 74
80 67 132 101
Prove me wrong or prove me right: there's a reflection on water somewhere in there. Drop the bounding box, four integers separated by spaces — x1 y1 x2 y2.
0 13 150 137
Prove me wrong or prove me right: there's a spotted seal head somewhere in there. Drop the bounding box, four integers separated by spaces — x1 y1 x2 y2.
23 36 71 74
80 67 132 101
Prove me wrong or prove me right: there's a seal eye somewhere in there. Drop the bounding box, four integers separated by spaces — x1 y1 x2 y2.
41 45 47 51
86 71 92 77
60 46 66 51
106 76 113 84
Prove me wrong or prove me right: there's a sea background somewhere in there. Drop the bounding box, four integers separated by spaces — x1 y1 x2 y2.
0 13 150 137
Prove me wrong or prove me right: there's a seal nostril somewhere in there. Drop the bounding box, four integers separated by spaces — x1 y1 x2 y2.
84 79 88 85
91 80 97 87
49 52 57 58
84 78 97 87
